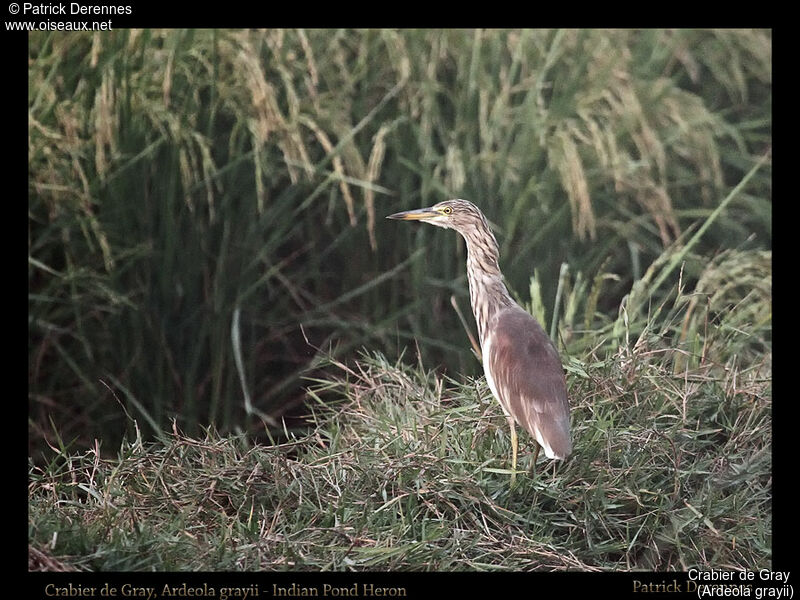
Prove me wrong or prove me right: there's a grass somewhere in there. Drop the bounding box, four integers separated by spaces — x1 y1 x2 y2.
29 239 772 571
28 343 771 571
28 29 771 454
28 28 771 572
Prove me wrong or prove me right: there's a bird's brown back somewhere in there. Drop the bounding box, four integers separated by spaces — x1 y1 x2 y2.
485 306 572 459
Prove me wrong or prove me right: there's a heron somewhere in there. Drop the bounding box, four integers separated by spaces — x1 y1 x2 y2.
387 199 571 482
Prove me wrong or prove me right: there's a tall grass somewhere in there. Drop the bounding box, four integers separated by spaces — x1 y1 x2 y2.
28 30 772 571
29 29 771 459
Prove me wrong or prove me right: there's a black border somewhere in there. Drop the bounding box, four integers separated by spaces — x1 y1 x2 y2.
19 16 779 597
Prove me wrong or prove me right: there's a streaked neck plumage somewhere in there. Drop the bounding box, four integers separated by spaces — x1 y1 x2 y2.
457 219 515 347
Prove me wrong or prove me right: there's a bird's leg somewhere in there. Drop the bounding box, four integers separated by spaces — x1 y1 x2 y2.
507 416 518 485
530 443 541 477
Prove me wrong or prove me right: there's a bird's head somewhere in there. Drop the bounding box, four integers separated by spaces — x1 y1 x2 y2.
386 199 488 234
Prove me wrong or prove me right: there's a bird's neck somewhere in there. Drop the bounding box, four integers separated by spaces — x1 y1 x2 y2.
460 227 514 346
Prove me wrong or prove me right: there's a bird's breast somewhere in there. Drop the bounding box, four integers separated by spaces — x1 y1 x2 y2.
481 334 510 418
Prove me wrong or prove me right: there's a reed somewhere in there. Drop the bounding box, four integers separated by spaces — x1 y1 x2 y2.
29 29 771 466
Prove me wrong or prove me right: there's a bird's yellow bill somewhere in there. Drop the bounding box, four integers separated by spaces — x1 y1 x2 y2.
386 207 438 220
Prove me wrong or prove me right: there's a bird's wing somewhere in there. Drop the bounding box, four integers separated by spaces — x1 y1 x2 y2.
485 306 572 459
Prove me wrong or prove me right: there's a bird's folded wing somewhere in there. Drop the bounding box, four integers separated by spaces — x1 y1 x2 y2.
486 307 572 459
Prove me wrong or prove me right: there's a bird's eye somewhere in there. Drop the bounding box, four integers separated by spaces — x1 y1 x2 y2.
442 206 452 215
